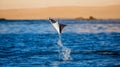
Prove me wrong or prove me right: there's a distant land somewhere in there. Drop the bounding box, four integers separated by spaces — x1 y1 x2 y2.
0 5 120 20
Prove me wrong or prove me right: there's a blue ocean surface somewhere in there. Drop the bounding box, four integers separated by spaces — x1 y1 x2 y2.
0 20 120 67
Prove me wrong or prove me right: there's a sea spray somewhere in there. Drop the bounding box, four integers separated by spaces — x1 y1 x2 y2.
57 35 72 61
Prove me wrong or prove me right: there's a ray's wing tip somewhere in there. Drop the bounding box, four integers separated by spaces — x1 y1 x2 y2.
48 18 57 23
48 18 51 20
49 17 54 20
48 17 54 21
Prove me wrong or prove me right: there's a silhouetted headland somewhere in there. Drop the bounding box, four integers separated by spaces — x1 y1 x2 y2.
0 18 6 21
75 16 97 20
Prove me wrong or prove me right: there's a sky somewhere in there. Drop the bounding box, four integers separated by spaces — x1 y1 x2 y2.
0 0 120 9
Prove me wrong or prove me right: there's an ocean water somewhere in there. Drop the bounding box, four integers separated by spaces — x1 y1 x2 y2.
0 20 120 67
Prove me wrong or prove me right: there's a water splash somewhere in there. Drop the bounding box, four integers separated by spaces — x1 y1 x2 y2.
57 35 72 61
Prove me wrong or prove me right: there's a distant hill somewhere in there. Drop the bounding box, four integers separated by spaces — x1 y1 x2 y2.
0 5 120 19
75 16 97 20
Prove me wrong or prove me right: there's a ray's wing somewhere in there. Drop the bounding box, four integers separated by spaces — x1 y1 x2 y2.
59 24 66 33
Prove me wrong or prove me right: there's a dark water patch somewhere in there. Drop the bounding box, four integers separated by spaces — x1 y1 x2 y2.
104 65 120 67
71 50 120 56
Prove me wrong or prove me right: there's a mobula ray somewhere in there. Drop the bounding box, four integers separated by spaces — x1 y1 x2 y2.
49 18 66 35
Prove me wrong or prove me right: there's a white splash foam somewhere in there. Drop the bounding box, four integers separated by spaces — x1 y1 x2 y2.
57 37 72 61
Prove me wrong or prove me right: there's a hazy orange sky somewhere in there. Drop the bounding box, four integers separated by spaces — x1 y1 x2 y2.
0 0 120 9
0 0 120 19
